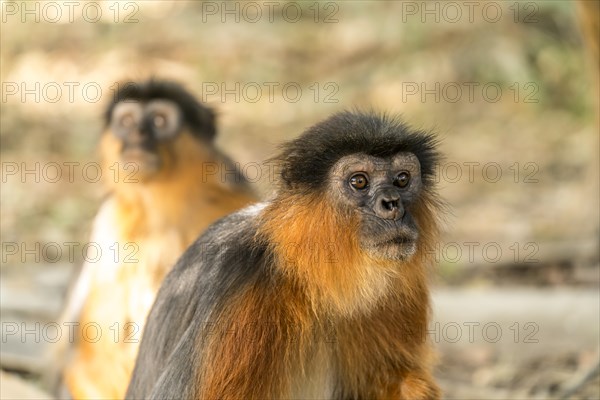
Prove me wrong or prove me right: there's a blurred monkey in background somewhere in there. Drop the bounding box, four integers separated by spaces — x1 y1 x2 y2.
57 79 256 399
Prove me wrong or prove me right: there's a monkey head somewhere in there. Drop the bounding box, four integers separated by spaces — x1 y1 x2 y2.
328 152 424 260
275 111 440 264
101 80 216 182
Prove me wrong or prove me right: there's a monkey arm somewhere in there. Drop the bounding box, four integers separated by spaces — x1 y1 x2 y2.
195 281 306 400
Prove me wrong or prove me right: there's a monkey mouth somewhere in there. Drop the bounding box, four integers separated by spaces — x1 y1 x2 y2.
376 230 418 247
381 236 415 246
121 147 162 175
371 232 418 260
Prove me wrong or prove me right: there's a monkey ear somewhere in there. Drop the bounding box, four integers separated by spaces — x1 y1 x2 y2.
266 150 296 192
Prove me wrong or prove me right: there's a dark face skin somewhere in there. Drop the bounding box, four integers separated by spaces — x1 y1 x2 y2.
329 153 423 260
110 100 183 175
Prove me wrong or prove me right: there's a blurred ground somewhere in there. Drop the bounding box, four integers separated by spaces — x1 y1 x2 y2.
1 1 599 399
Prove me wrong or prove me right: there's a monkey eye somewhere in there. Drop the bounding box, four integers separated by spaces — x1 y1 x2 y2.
349 173 369 190
121 114 136 129
146 101 181 139
394 172 410 188
153 114 166 128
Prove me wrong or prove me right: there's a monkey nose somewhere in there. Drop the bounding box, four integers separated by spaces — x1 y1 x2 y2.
375 192 404 220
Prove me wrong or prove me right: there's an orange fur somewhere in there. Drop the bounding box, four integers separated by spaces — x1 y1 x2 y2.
198 284 310 399
259 193 396 317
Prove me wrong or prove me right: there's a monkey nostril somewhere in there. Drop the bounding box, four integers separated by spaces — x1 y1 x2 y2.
381 199 398 211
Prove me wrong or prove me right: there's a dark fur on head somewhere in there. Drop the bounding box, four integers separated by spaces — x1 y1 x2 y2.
276 111 440 192
105 79 216 140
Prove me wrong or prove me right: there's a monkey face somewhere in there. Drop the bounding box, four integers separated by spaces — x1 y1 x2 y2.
330 152 423 261
109 100 183 179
